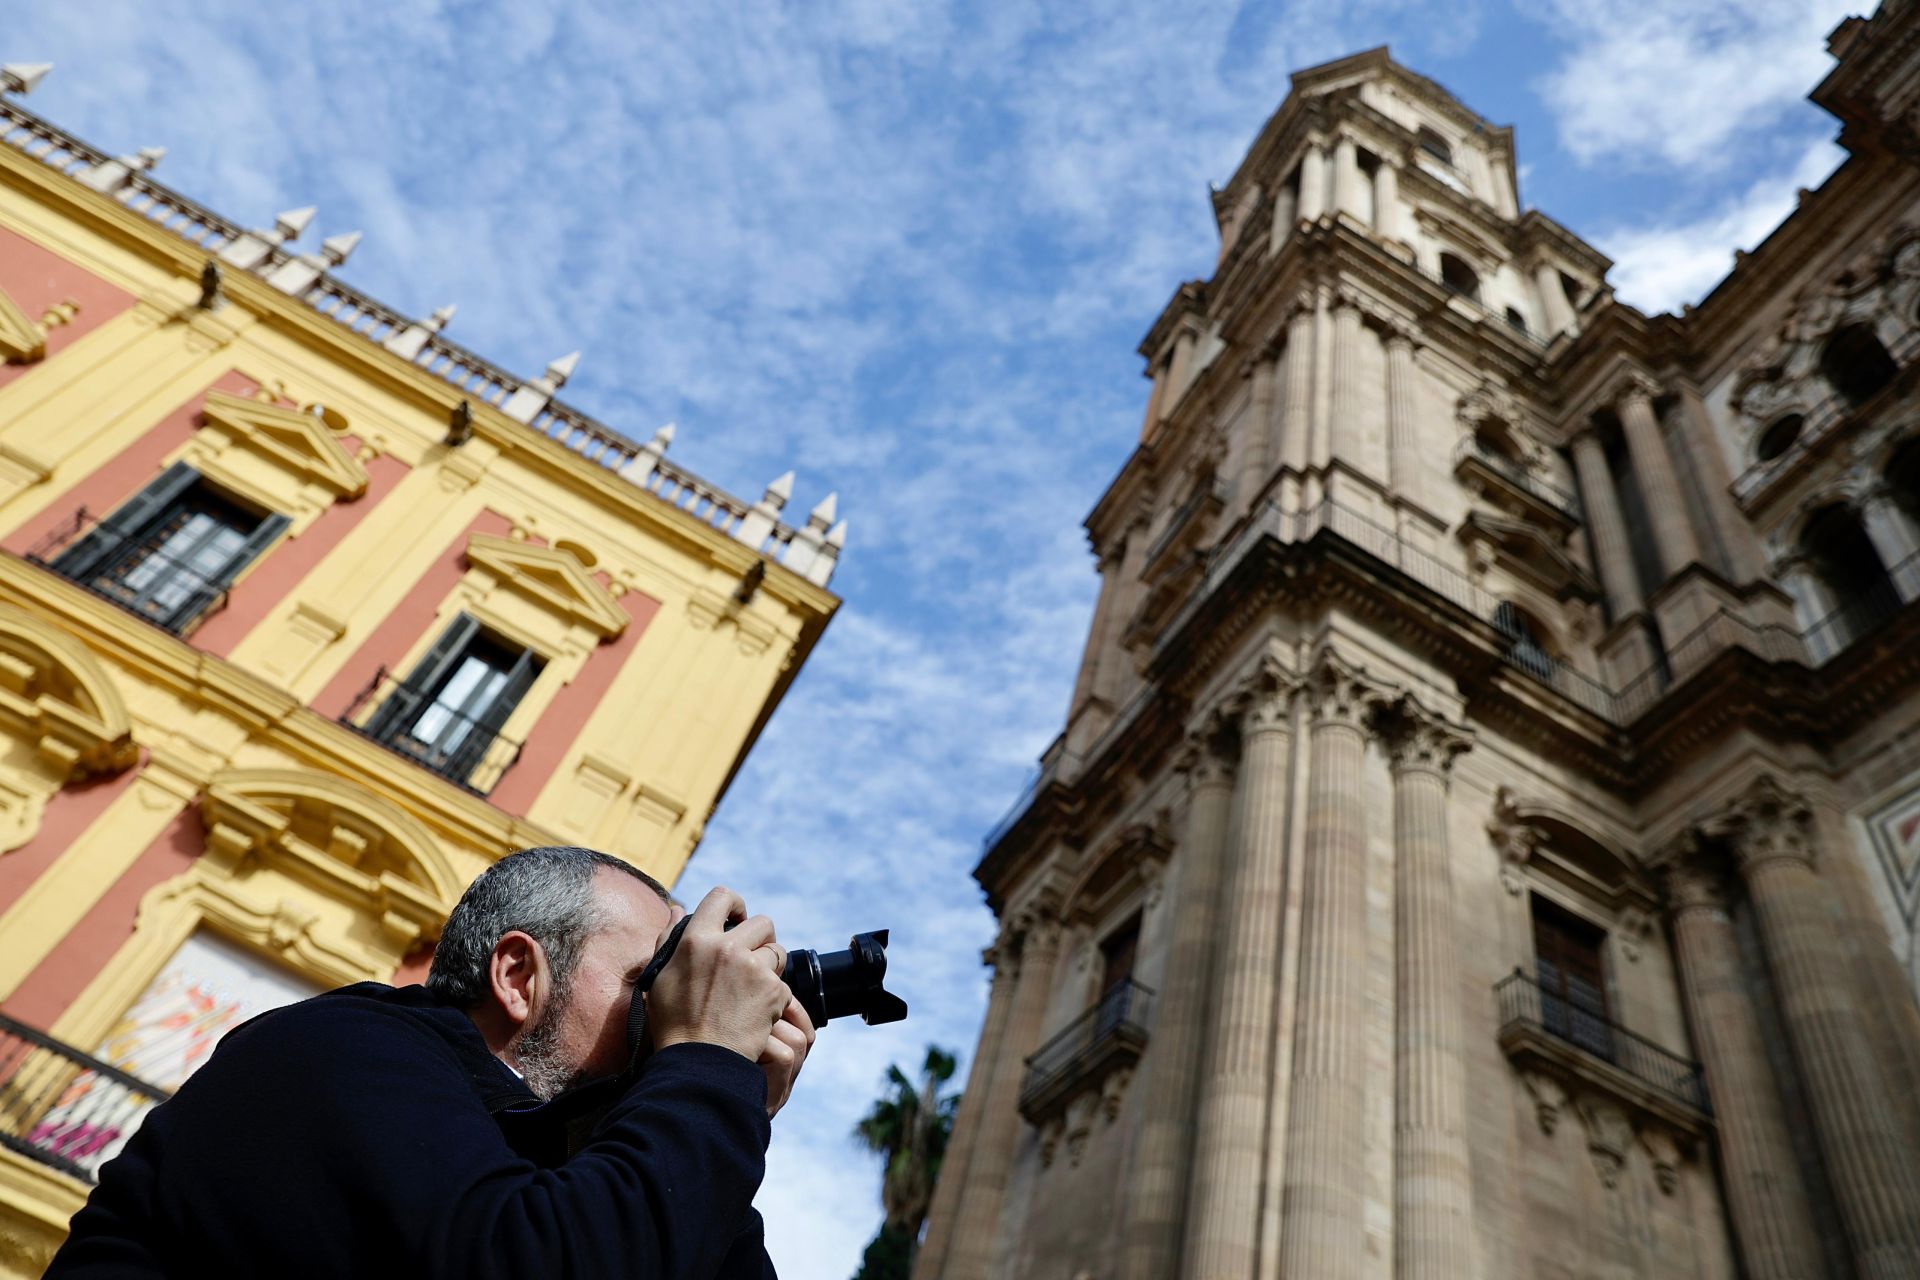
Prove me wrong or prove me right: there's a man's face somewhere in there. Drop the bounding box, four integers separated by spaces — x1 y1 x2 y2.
513 868 678 1098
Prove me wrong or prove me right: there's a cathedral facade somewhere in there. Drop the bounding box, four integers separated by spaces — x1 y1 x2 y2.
918 4 1920 1278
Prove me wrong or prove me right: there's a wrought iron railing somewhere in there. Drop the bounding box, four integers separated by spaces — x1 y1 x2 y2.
25 507 232 636
1018 979 1154 1113
1495 970 1709 1114
1801 556 1917 663
0 1011 172 1183
1451 437 1579 516
337 667 526 796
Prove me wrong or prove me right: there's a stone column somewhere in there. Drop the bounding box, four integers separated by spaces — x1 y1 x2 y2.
1090 516 1148 713
1534 262 1576 337
1164 324 1200 418
1067 550 1120 717
1182 676 1297 1280
1570 429 1644 619
1380 699 1476 1280
914 930 1021 1280
1332 136 1363 222
1711 778 1920 1278
1385 323 1420 504
942 905 1065 1280
1328 294 1363 475
1278 299 1315 511
1279 652 1385 1280
1860 485 1920 601
1615 374 1702 580
1271 181 1299 253
1298 142 1328 223
1661 857 1825 1280
1123 734 1236 1280
1308 288 1334 507
1372 160 1402 246
1245 353 1280 508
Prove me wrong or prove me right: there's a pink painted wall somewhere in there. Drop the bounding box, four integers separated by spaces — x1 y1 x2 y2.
191 443 411 659
0 752 146 918
0 223 136 389
309 509 515 720
1 369 261 556
2 801 202 1030
392 941 435 987
488 587 660 817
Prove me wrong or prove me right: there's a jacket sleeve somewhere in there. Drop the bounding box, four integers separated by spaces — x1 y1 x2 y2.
714 1210 779 1280
274 1004 772 1280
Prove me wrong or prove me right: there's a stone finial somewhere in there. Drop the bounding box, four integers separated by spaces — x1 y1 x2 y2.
263 229 360 296
382 302 456 361
218 205 318 270
319 230 361 264
619 423 675 484
807 519 846 587
78 145 165 196
783 492 842 583
734 470 795 552
1 64 51 96
500 351 581 424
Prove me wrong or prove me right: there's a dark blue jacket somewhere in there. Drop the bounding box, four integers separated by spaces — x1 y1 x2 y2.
46 983 776 1279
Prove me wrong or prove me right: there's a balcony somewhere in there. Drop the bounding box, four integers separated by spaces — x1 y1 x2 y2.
1018 979 1154 1126
26 507 232 637
1451 437 1580 532
337 667 526 797
1494 970 1709 1126
0 1011 172 1184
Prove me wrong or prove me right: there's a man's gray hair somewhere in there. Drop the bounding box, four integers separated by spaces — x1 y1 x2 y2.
425 845 671 1008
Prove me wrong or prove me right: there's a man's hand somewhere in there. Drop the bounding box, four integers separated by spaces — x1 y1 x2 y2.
648 887 790 1063
759 997 815 1119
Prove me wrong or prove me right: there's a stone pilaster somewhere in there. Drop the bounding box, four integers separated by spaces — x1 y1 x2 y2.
1614 373 1702 580
1372 160 1403 248
1378 697 1476 1280
1122 732 1236 1280
1660 855 1825 1280
942 904 1065 1280
1066 547 1120 720
1308 287 1333 508
1328 295 1364 480
914 928 1021 1280
1278 298 1315 510
1533 261 1576 337
1298 142 1328 222
1279 650 1389 1280
1384 322 1420 504
1245 352 1279 507
1710 777 1920 1278
1569 428 1644 620
1860 484 1920 600
1091 513 1149 712
1332 136 1363 222
1182 671 1298 1279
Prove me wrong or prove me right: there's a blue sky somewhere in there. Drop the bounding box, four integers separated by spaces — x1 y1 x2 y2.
10 2 1859 1275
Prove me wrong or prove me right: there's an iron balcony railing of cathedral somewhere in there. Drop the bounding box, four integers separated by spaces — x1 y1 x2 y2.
1017 979 1155 1119
0 100 806 563
337 667 526 798
0 1011 172 1184
25 508 235 638
1494 970 1710 1115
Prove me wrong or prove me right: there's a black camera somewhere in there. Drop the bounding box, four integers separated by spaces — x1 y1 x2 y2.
781 931 908 1027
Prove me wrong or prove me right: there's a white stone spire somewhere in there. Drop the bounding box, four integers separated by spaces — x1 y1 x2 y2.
382 302 456 361
1 64 51 96
735 470 795 552
501 351 582 424
782 491 840 582
619 423 675 484
263 228 361 295
809 519 846 586
78 145 164 197
218 205 317 270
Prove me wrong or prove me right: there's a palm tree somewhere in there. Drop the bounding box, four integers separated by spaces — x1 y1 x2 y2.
851 1044 959 1280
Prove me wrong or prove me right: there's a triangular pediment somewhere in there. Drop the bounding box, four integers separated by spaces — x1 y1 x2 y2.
200 390 368 498
0 284 45 363
464 532 628 639
1460 510 1598 601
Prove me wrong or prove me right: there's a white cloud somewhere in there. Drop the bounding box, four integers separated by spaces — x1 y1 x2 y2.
1532 0 1857 170
1598 137 1844 314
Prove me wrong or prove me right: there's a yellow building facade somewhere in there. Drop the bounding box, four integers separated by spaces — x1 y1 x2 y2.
0 65 840 1272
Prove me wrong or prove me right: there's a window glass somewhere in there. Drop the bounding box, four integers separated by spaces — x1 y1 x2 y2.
1531 899 1614 1061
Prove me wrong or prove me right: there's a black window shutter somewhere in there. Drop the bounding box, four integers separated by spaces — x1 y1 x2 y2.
449 645 541 786
161 510 292 633
367 613 480 742
55 461 200 580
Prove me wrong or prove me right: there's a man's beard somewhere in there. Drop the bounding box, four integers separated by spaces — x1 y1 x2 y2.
513 986 591 1101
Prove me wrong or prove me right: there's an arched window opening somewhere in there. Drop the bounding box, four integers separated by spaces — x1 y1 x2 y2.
1802 503 1896 647
1821 324 1898 408
1889 439 1920 524
1754 414 1804 463
1473 419 1525 466
1416 127 1453 167
1440 252 1480 301
1504 306 1528 334
1494 601 1558 680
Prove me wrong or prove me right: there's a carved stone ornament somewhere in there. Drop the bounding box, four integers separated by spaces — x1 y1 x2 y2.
1615 905 1655 963
1489 785 1547 896
1639 1125 1683 1195
1301 648 1391 732
1698 775 1818 876
1605 368 1662 411
1521 1068 1569 1135
1579 1096 1634 1189
1455 378 1545 469
1100 1064 1135 1123
1376 694 1473 778
1039 1115 1065 1167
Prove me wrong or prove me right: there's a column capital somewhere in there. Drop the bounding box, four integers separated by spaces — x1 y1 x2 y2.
1177 729 1236 791
1302 647 1394 732
1702 775 1818 876
1379 314 1422 351
1374 694 1473 779
1658 850 1731 919
1607 369 1663 412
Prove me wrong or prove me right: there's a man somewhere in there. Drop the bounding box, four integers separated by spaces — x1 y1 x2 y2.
47 845 814 1278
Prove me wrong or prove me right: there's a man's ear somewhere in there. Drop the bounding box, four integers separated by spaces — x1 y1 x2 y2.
487 931 550 1030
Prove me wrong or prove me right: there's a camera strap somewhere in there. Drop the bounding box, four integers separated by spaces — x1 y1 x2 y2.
624 913 693 1065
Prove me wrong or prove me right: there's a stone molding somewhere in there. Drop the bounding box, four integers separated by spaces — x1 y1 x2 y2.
1301 647 1392 732
1698 775 1819 875
1374 692 1473 779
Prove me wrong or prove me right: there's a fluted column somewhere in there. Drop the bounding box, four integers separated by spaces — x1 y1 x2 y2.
1332 136 1363 222
1279 651 1386 1280
1569 428 1644 619
1660 857 1825 1280
1245 353 1279 506
1123 734 1236 1280
1307 287 1333 510
1372 160 1402 246
914 930 1021 1280
1182 676 1298 1279
1277 299 1315 511
1712 778 1920 1278
1384 323 1420 503
943 905 1065 1280
1380 699 1476 1280
1298 142 1328 222
1860 485 1920 600
1533 262 1576 337
1615 374 1702 580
